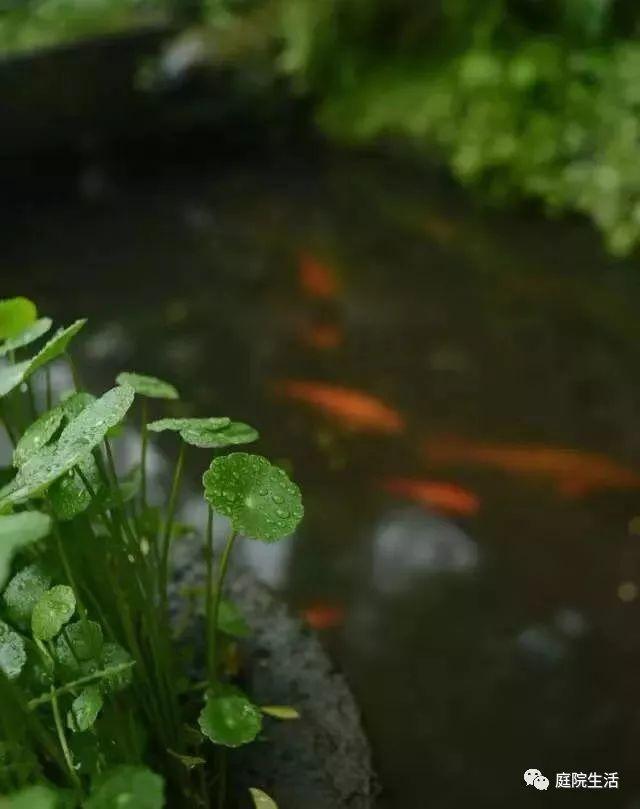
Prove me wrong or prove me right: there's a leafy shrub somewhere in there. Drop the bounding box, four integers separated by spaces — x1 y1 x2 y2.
206 0 640 255
0 297 302 808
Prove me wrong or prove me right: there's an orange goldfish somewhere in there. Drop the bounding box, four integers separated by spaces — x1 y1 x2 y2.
381 477 480 516
423 436 640 498
298 252 340 300
302 603 345 630
299 322 343 350
276 380 405 434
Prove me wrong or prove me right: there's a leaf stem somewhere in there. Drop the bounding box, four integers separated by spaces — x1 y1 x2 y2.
209 529 237 681
28 662 136 709
140 399 148 509
45 365 53 410
104 438 137 549
49 680 81 791
65 352 81 392
26 378 37 421
0 402 16 447
52 519 88 622
160 441 185 611
205 505 214 680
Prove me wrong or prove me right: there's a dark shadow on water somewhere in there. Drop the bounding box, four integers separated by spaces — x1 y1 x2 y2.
5 149 640 808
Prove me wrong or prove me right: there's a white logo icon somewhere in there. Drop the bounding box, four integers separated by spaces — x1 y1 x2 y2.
524 769 550 791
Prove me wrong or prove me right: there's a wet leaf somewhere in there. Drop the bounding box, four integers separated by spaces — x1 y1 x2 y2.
0 318 52 358
0 385 135 508
0 511 51 589
0 784 65 809
198 684 262 747
60 392 96 421
85 765 164 809
0 298 37 340
217 599 250 638
24 320 87 379
0 619 26 679
203 453 304 542
3 563 51 629
54 620 103 672
67 686 103 733
13 407 64 468
180 421 259 449
49 454 101 521
99 643 133 693
0 360 31 398
147 417 230 448
260 705 300 720
249 788 278 809
31 585 76 641
116 372 179 400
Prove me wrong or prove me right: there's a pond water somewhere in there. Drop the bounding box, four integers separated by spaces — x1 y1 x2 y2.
5 149 640 807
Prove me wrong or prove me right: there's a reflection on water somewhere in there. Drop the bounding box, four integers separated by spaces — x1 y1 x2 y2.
371 509 479 594
6 151 640 807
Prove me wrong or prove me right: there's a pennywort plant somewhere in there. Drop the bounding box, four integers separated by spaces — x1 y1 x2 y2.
0 297 304 808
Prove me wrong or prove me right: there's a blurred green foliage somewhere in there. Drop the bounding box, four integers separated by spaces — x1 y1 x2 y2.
0 0 169 54
5 0 640 254
257 0 640 255
200 0 640 255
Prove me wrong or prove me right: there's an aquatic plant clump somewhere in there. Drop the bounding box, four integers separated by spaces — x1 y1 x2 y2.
0 297 303 808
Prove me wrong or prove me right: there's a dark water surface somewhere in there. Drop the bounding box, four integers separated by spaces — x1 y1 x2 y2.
5 151 640 807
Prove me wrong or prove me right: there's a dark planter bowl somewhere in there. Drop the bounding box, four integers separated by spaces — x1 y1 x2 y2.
229 572 377 809
172 548 377 809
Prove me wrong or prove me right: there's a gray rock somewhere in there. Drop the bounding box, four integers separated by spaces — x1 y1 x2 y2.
172 546 377 809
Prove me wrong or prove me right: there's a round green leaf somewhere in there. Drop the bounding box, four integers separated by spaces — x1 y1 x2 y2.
31 585 76 641
0 298 36 340
203 453 304 542
116 372 179 400
54 620 103 671
0 323 86 400
13 406 64 468
0 360 31 398
24 319 87 379
217 599 250 638
0 318 52 358
0 385 135 509
99 643 133 694
60 391 96 421
67 686 103 733
0 511 51 590
0 784 64 809
198 685 262 748
148 416 230 438
0 619 26 679
49 454 101 521
3 563 51 629
180 421 259 449
85 766 164 809
249 788 279 809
